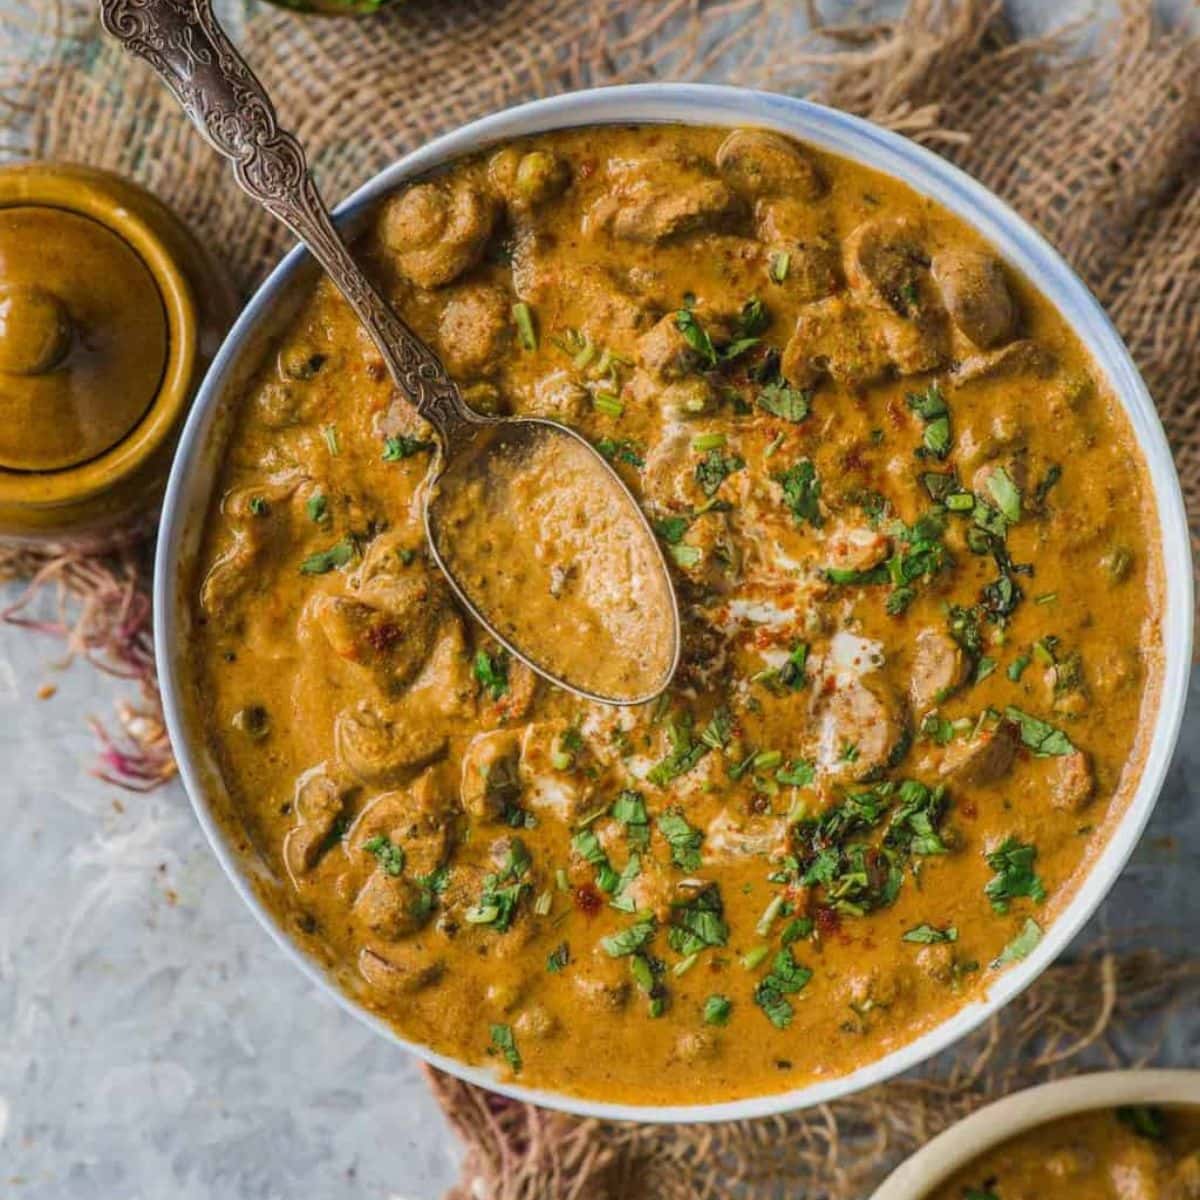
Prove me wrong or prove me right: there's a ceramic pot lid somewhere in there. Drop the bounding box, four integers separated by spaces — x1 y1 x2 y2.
0 205 168 471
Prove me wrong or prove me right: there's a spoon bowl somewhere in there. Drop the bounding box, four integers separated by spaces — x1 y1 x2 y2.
426 416 680 706
101 0 680 705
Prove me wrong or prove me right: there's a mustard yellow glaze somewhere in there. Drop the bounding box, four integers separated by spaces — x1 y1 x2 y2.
190 125 1162 1105
0 162 237 544
930 1106 1200 1199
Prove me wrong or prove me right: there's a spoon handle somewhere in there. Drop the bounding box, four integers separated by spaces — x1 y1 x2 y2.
99 0 476 443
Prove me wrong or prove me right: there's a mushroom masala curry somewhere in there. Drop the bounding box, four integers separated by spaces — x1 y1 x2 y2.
930 1106 1200 1200
191 125 1163 1104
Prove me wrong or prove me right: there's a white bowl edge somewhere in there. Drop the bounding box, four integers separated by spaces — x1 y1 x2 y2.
872 1069 1200 1198
153 83 1195 1124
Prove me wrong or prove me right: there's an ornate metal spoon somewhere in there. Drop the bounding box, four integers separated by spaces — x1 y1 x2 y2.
100 0 680 706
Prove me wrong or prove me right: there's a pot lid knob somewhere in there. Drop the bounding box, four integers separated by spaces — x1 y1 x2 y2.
0 205 169 472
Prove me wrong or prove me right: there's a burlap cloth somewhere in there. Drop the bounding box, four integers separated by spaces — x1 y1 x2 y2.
3 1 1199 1196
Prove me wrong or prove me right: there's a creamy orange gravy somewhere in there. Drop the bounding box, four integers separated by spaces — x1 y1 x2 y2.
190 125 1162 1105
431 426 674 700
930 1106 1200 1199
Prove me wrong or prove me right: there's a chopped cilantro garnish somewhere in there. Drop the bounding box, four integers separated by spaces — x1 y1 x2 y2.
595 437 645 468
984 836 1046 913
992 916 1042 966
985 466 1022 523
768 250 790 283
753 947 813 1029
248 496 268 517
647 714 708 786
776 758 815 788
774 458 822 527
382 434 434 461
546 941 570 973
675 307 718 368
902 923 958 944
611 789 650 850
363 834 405 877
299 538 356 575
600 918 656 958
694 448 745 497
658 808 704 870
653 515 690 544
757 381 811 422
305 493 328 524
906 382 951 459
473 648 510 700
489 1023 522 1072
1117 1105 1167 1141
703 994 733 1025
1004 706 1076 756
667 884 728 956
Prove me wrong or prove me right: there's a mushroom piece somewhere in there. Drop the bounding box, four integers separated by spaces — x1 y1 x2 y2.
436 283 512 378
1049 749 1095 812
910 628 968 713
931 248 1017 348
283 764 348 880
781 295 890 390
460 728 522 821
379 178 497 289
715 129 825 201
936 723 1018 786
349 770 456 879
358 945 444 996
335 703 448 786
844 216 931 314
586 158 742 245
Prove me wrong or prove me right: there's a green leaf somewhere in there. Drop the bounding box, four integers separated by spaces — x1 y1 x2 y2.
600 918 656 958
703 994 733 1026
382 434 434 461
489 1023 522 1072
658 808 704 870
473 649 510 700
546 942 570 973
363 834 405 877
1117 1105 1167 1141
768 250 790 283
774 459 823 527
595 437 645 468
305 493 328 524
902 923 958 944
1004 706 1076 756
675 307 718 367
694 448 745 498
757 381 811 422
653 515 690 545
753 947 813 1029
992 916 1042 966
985 467 1022 523
299 538 356 575
984 836 1046 913
611 789 650 850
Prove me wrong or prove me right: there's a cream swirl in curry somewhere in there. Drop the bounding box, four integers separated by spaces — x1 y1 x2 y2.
192 125 1162 1104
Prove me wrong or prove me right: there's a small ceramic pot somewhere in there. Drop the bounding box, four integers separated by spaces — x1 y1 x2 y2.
0 162 238 550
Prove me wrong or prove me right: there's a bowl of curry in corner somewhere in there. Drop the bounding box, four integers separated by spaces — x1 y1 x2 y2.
873 1070 1200 1199
154 84 1193 1121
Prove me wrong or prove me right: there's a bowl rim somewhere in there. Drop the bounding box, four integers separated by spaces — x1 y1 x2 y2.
154 82 1194 1124
871 1069 1200 1198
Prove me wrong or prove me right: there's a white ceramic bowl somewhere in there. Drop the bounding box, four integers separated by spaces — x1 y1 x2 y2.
873 1070 1200 1198
154 84 1194 1123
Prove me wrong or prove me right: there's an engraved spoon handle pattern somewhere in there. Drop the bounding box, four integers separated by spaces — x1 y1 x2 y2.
99 0 476 442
